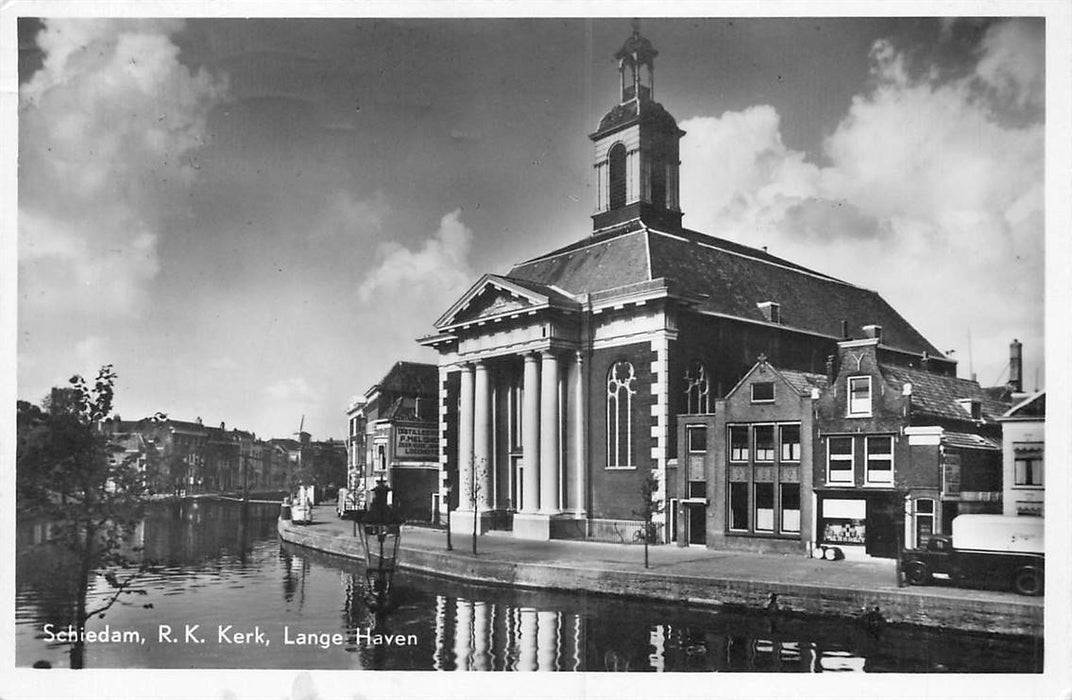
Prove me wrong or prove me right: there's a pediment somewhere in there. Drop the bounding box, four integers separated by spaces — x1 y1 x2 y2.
454 288 537 324
435 275 550 329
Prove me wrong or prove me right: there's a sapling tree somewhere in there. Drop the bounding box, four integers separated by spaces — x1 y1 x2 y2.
632 473 664 569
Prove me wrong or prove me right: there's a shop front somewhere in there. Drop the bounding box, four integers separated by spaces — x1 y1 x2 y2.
815 490 902 559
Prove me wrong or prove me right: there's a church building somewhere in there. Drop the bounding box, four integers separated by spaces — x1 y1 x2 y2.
419 27 951 542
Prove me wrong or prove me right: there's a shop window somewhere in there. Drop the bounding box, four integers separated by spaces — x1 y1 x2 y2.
729 482 749 530
754 426 774 462
606 361 636 468
684 360 710 414
1014 456 1043 486
754 483 774 532
751 382 774 403
848 376 872 416
865 435 893 484
827 437 854 484
780 483 800 533
821 499 866 545
686 425 707 453
729 426 749 462
780 424 800 462
608 143 627 210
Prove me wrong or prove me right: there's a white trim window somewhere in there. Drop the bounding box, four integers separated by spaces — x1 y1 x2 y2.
780 424 801 462
848 376 872 416
729 425 749 462
1014 456 1044 487
754 425 774 462
606 360 636 468
865 435 893 484
750 381 774 403
827 436 854 484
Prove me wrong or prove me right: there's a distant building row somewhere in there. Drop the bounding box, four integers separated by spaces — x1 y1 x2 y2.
104 417 346 497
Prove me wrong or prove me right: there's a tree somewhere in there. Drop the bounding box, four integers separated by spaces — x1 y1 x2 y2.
468 456 488 555
632 473 663 569
16 365 154 668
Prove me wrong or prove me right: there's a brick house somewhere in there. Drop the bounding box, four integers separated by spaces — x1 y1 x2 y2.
813 334 1010 558
676 358 826 552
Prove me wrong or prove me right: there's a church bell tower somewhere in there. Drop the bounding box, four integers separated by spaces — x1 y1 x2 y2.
590 23 685 233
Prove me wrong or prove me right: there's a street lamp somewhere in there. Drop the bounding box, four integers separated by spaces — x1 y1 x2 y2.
356 479 403 611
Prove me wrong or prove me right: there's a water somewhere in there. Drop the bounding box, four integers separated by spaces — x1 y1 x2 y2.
15 499 1043 671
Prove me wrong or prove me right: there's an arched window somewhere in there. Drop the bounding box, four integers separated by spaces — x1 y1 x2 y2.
608 143 627 210
607 361 636 467
684 360 710 414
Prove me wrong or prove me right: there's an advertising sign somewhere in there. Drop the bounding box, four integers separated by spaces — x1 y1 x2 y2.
394 423 438 460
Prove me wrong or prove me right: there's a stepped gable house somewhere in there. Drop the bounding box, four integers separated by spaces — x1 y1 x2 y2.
419 27 951 542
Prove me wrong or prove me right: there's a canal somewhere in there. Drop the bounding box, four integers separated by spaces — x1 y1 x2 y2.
16 498 1043 671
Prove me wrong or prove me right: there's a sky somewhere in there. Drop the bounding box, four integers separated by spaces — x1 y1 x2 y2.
14 13 1047 441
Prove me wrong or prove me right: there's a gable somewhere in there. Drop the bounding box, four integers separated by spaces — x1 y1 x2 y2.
453 287 538 325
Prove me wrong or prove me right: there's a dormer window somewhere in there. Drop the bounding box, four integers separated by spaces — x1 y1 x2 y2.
848 376 872 416
957 398 982 420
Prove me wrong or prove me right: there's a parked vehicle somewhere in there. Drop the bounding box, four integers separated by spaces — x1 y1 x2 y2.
336 487 363 520
901 514 1044 596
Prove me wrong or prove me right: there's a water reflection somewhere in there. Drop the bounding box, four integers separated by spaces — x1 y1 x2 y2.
15 500 1043 672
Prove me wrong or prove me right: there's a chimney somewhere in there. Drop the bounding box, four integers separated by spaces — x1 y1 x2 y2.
862 324 883 342
757 301 780 324
825 354 836 386
1009 339 1023 392
840 320 849 339
920 351 930 372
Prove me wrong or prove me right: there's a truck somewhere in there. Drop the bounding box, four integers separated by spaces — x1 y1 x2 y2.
336 487 364 520
901 514 1044 596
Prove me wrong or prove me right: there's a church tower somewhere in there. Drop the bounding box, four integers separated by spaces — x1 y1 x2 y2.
590 24 685 233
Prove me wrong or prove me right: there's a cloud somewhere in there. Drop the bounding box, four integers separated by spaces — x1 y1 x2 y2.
680 19 1044 384
18 19 226 318
265 376 317 402
357 208 475 303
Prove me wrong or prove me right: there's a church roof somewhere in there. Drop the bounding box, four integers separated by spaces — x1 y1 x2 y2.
506 226 944 357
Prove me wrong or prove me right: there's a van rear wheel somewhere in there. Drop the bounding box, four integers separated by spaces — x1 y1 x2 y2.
904 561 931 585
1013 567 1044 596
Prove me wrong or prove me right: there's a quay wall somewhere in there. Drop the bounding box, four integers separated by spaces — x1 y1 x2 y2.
277 519 1042 638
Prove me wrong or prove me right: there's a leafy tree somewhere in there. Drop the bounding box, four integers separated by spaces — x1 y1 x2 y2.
16 365 154 668
632 473 663 569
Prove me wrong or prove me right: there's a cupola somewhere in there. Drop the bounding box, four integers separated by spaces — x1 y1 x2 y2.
590 22 684 233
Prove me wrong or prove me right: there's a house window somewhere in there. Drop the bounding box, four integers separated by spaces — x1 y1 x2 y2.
688 480 707 499
606 361 636 468
751 382 774 403
848 376 872 416
781 483 800 533
865 435 893 484
780 424 801 462
684 360 710 414
729 482 749 530
729 426 749 462
754 483 774 532
1014 456 1043 486
827 437 854 483
754 426 774 462
686 425 707 453
608 143 627 210
915 498 935 545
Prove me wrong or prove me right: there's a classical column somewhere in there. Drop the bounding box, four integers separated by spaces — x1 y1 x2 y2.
574 350 586 516
473 361 492 510
521 353 541 513
539 351 560 514
457 364 474 511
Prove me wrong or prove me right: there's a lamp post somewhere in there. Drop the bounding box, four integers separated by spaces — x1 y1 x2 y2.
356 479 403 612
444 475 453 551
